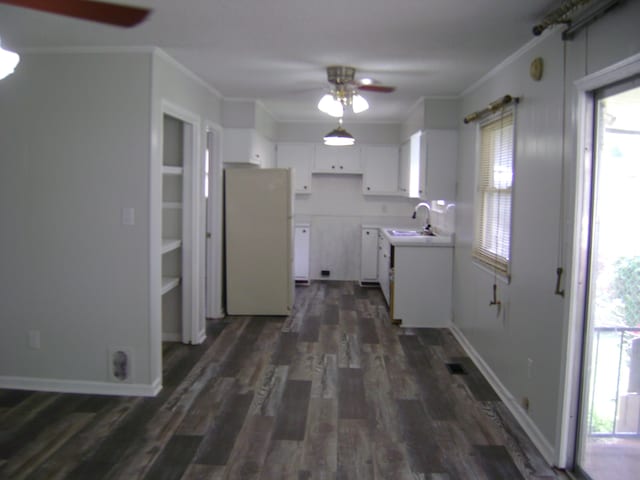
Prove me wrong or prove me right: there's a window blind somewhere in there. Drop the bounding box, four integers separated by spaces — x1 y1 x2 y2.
473 110 514 276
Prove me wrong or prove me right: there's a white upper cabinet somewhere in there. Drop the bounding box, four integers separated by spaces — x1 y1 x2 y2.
398 140 411 196
420 129 458 201
313 144 362 174
223 128 272 167
362 145 400 195
276 143 313 194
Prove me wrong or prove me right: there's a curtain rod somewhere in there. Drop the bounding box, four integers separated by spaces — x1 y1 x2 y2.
463 95 518 124
532 0 591 36
532 0 622 38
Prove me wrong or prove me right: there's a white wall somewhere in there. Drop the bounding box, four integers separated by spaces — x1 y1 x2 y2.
0 51 155 393
453 0 640 462
276 121 422 280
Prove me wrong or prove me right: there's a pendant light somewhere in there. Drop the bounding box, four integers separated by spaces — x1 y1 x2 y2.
0 37 20 80
323 118 355 146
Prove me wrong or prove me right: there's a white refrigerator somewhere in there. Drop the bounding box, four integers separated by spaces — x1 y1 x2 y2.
224 168 294 315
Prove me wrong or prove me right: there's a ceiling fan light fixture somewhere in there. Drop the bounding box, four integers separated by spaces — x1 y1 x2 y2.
323 120 355 147
318 93 344 117
352 93 369 113
0 38 19 80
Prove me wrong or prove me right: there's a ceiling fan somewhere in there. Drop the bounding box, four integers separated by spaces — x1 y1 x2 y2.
0 0 152 27
318 65 396 117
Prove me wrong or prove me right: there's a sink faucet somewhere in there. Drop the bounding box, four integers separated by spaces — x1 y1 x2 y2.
412 202 432 233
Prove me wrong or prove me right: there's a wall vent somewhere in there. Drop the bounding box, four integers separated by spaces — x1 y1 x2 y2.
108 347 133 382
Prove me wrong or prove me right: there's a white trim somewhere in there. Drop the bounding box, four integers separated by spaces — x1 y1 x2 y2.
193 329 207 345
575 52 640 91
161 100 204 346
0 376 161 397
19 46 156 55
204 122 226 319
450 325 556 465
461 29 556 97
153 48 222 99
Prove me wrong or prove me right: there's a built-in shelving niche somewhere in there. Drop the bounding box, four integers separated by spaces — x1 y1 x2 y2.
161 114 185 342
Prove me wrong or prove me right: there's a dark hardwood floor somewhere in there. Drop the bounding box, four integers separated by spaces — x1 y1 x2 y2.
0 281 563 479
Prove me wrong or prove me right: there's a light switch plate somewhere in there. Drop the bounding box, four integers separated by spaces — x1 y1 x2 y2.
122 207 135 226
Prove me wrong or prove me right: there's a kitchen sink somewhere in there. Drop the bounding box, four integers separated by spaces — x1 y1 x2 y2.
388 229 435 237
384 228 453 245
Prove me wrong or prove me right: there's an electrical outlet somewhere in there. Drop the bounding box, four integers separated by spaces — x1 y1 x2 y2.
28 330 41 350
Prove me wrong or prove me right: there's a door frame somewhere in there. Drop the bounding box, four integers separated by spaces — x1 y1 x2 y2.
160 100 204 345
558 52 640 469
204 121 225 319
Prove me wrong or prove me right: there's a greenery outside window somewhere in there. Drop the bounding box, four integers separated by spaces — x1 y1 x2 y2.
473 108 515 278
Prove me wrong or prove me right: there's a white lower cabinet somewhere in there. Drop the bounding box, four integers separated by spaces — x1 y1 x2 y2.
391 245 453 327
377 232 391 304
360 227 378 284
294 224 310 283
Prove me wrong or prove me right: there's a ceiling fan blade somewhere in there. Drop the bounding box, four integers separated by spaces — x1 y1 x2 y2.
358 84 396 93
0 0 151 27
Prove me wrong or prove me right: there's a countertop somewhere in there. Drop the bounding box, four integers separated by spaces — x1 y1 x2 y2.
380 227 454 247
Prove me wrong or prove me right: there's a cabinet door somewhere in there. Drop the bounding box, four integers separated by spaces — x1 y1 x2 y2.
276 143 313 194
223 128 261 166
314 144 362 173
362 145 400 195
360 228 378 282
398 140 410 196
377 233 391 304
423 129 458 201
294 226 310 281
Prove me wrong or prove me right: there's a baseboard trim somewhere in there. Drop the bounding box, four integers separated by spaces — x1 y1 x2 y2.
193 329 207 345
0 375 162 397
449 324 556 465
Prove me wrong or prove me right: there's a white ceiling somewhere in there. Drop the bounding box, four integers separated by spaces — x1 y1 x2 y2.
0 0 556 123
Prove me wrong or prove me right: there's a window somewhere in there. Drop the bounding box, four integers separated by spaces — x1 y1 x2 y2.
473 109 514 277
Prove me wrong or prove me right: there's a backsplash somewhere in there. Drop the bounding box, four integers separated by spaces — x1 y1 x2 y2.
430 200 456 236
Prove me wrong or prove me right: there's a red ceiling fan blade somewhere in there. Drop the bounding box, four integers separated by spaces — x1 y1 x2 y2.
358 84 396 93
0 0 151 27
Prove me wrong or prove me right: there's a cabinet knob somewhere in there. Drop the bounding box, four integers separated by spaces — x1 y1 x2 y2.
304 185 308 189
367 186 371 191
302 229 306 233
339 165 343 169
331 165 336 169
366 231 370 235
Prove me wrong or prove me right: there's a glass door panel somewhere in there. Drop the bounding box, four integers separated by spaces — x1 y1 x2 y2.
577 81 640 479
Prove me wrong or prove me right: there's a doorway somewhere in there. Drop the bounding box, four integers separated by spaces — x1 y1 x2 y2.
574 78 640 479
204 127 224 319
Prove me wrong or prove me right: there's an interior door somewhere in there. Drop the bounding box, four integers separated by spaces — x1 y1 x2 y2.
575 78 640 480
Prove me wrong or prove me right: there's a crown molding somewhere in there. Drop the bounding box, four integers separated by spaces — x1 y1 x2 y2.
461 28 556 97
153 48 222 99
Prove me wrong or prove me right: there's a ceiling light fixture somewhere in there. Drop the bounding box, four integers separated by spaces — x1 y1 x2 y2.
0 37 20 80
323 118 355 146
317 87 369 117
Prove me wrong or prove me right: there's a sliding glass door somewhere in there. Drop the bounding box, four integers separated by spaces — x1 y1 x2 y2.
576 78 640 479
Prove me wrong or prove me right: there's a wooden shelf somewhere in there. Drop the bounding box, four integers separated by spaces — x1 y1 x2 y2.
161 238 182 255
161 276 180 295
162 165 183 175
162 202 182 209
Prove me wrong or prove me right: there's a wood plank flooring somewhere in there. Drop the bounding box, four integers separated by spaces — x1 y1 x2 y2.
0 281 563 479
